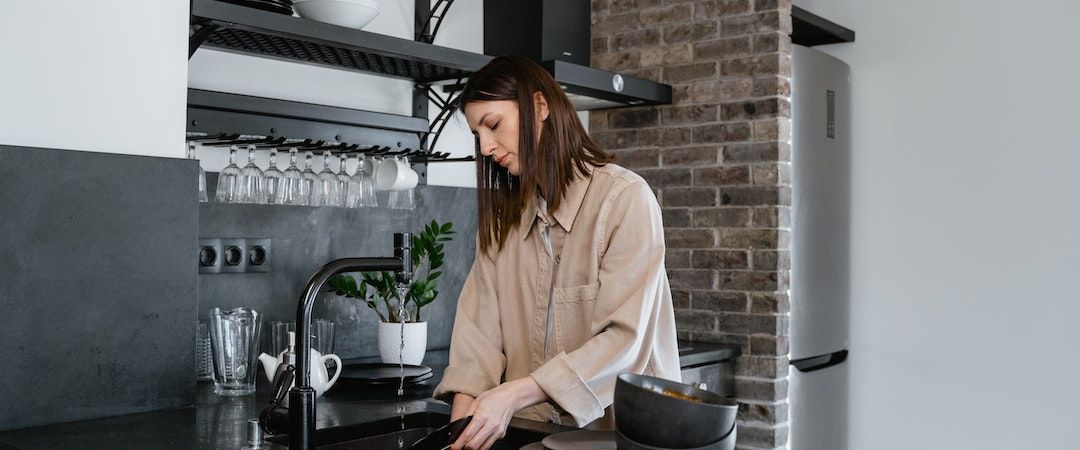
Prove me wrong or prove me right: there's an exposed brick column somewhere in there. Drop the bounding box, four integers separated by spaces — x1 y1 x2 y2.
590 1 793 448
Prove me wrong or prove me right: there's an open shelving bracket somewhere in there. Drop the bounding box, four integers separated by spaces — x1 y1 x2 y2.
415 0 456 44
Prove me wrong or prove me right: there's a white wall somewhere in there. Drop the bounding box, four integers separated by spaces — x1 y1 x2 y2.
792 1 1080 448
188 0 483 187
0 1 188 158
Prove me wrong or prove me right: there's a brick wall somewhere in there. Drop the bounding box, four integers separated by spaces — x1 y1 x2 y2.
589 1 793 448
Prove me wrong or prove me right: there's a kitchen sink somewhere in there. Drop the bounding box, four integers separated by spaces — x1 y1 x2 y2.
267 412 561 449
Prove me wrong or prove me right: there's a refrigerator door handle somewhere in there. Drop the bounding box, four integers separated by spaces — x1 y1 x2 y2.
791 349 848 373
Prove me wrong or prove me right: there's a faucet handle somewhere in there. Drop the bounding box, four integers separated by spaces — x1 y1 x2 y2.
270 362 296 405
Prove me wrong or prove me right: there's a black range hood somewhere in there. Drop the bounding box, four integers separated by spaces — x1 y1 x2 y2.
542 60 672 110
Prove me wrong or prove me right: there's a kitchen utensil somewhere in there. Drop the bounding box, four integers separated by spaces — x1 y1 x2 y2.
614 373 738 449
403 415 472 450
214 146 241 203
258 331 342 397
614 425 736 450
293 0 381 30
337 363 432 385
208 307 262 396
541 430 616 450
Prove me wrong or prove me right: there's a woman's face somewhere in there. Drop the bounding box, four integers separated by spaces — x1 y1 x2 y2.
465 100 522 176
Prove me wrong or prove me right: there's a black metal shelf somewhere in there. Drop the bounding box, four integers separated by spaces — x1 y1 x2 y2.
190 0 492 82
187 89 473 165
189 0 673 110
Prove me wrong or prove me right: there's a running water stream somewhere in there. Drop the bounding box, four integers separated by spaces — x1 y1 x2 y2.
395 282 410 449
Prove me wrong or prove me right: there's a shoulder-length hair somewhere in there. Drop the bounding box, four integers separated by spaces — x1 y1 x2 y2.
459 56 614 254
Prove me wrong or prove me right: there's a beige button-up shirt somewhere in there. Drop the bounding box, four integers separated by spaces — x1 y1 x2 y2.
433 163 681 428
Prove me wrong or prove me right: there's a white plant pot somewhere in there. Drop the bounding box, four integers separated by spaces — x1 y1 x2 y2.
378 321 427 365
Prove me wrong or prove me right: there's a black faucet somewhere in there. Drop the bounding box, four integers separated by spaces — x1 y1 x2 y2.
261 232 413 449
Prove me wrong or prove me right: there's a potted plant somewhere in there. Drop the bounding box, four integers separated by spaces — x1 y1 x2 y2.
328 220 454 365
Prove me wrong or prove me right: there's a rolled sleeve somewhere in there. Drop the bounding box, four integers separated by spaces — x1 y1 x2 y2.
530 181 670 427
433 236 506 404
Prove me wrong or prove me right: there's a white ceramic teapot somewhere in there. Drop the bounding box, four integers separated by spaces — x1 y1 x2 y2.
258 331 342 397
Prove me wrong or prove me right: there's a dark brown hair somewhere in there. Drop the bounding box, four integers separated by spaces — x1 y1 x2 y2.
460 56 614 254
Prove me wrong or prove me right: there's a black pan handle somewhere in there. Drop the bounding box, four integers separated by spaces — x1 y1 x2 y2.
791 350 847 373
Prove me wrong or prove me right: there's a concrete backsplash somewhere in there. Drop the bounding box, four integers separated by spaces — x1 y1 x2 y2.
0 145 199 431
197 184 479 360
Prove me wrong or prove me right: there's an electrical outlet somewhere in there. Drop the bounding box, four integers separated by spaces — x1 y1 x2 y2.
246 238 271 273
221 238 247 273
198 238 222 274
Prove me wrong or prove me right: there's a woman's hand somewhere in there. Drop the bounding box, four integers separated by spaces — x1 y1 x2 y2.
451 377 548 450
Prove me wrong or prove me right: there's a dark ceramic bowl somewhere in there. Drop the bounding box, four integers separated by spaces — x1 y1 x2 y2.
614 373 738 449
614 425 736 450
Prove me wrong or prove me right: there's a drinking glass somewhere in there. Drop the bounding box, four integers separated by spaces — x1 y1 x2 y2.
208 307 261 396
196 321 213 381
188 143 209 203
346 156 379 208
277 148 308 206
310 151 339 207
313 319 336 356
214 146 242 203
235 145 266 204
335 155 351 207
388 188 416 210
387 157 416 210
301 152 317 205
268 320 295 357
264 149 284 205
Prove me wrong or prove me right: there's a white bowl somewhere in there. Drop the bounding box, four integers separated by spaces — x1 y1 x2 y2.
294 0 380 30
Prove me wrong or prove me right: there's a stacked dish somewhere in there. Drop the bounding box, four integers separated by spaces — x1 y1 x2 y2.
294 0 381 29
220 0 294 15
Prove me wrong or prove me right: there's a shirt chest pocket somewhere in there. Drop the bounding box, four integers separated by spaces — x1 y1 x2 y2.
552 282 600 353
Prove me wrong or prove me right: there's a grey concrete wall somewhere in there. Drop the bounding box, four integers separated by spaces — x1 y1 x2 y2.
0 145 199 431
197 183 478 360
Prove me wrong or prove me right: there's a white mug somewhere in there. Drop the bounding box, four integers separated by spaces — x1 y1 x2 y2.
376 157 419 191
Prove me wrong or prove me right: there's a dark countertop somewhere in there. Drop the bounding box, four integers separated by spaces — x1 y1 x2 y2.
0 341 739 449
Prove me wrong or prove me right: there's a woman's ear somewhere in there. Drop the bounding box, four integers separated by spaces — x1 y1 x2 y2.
533 91 550 123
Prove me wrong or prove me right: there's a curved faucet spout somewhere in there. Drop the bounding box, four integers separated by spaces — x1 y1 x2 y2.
278 232 413 449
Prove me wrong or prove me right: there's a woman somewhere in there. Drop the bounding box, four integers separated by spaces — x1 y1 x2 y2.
433 56 680 450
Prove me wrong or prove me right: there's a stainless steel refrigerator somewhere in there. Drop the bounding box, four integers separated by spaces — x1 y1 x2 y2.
788 44 851 450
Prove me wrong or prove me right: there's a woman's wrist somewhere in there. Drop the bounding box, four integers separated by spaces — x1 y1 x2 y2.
509 376 549 410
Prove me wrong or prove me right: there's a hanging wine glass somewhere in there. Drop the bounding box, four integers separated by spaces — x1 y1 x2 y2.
310 151 339 207
277 148 308 206
214 145 241 203
188 143 208 203
235 145 266 204
297 152 316 206
263 149 284 205
335 154 351 207
347 155 378 208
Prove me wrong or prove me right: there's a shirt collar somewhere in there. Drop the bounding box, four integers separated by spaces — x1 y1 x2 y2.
519 165 594 239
